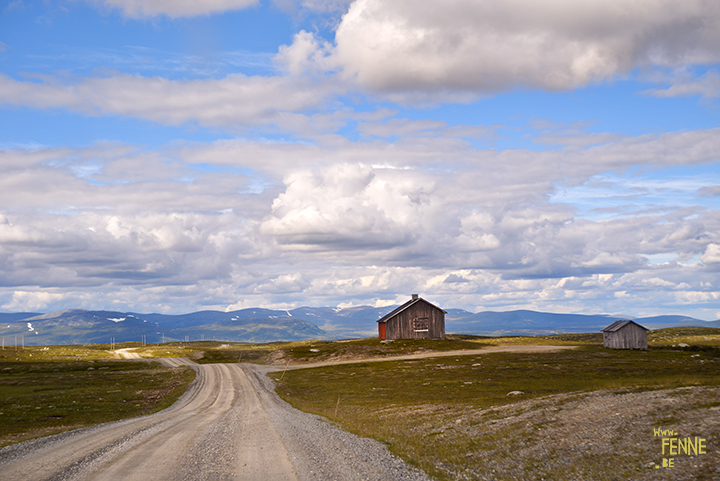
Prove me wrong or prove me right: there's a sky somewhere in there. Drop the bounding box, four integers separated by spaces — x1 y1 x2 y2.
1 0 719 319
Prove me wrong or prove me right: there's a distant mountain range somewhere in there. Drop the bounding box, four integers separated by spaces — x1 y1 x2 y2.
0 307 718 346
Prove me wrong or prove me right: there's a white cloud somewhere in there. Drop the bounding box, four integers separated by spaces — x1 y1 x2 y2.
289 0 720 95
644 70 720 98
639 277 677 288
260 163 437 249
87 0 259 18
255 273 309 293
0 122 718 316
2 290 67 311
0 214 47 243
701 244 720 264
0 73 336 130
275 31 337 77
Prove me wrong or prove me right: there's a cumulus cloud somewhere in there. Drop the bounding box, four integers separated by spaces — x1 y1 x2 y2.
0 214 47 243
277 0 720 95
701 244 720 264
7 1 719 135
275 31 337 77
1 291 68 312
260 163 437 249
86 0 259 18
0 122 719 316
7 0 720 134
0 145 273 299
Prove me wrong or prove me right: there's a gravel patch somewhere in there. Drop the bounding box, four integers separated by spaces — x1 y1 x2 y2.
428 386 720 480
245 364 433 481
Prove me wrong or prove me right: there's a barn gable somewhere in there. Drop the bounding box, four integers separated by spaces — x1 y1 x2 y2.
602 320 648 349
378 295 446 340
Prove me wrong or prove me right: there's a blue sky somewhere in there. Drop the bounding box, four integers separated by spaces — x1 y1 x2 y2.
1 0 719 320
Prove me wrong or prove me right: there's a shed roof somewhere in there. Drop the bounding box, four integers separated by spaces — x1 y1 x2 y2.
377 297 447 324
602 320 649 332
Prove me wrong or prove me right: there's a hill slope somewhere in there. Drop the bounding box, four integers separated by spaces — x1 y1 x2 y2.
0 306 715 345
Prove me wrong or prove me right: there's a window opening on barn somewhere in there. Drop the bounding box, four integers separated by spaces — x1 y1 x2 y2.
413 318 429 332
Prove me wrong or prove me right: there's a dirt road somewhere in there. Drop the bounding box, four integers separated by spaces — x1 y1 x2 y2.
0 358 430 481
114 348 142 359
276 344 577 371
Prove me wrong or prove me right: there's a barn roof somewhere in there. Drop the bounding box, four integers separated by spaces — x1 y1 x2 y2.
602 320 649 332
377 297 447 324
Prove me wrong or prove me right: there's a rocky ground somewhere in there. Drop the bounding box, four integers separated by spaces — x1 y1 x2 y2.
420 386 720 480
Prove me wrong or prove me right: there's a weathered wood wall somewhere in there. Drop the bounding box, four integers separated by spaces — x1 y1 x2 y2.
385 301 445 340
603 323 647 349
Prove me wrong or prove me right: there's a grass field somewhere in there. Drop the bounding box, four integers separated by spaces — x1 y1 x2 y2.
115 327 720 364
0 345 195 447
269 329 720 480
160 336 489 365
3 326 720 476
648 326 720 346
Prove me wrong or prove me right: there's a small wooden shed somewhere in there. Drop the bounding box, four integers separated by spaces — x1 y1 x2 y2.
602 320 648 349
378 294 446 340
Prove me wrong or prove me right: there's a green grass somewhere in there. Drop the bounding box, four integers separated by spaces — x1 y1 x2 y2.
463 327 720 349
0 346 195 447
192 336 489 365
4 326 719 459
191 341 289 364
132 342 207 359
0 344 117 362
648 326 720 346
279 337 487 362
117 327 720 368
270 345 720 480
461 332 604 346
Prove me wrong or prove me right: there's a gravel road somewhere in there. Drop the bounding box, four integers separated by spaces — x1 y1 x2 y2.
0 358 431 481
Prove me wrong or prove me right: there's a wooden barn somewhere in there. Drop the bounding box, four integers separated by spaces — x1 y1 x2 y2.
377 294 446 340
602 320 648 349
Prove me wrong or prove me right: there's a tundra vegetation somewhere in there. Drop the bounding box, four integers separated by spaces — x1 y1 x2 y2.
2 328 720 479
268 328 720 481
0 344 195 447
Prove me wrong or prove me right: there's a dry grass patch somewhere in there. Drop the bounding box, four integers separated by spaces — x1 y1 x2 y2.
649 327 720 347
0 355 195 447
271 346 720 480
